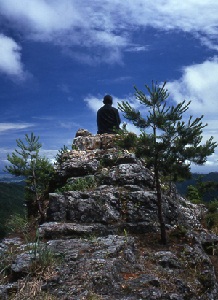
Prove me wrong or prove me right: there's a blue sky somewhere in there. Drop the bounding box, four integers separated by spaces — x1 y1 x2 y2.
0 0 218 173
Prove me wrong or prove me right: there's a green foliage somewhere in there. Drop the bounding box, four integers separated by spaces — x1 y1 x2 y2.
205 200 218 229
0 230 60 299
30 232 59 272
6 213 29 235
177 172 218 202
184 175 218 205
169 225 187 239
207 200 218 213
99 151 123 168
186 185 202 204
0 246 17 285
38 245 59 268
119 81 217 181
54 145 69 166
56 176 96 193
0 182 25 238
5 133 54 220
190 176 218 203
206 213 218 229
116 123 138 150
118 81 217 244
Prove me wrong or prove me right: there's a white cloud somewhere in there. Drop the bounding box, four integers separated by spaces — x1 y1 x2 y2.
1 0 218 66
0 123 34 133
126 45 149 52
0 0 128 64
0 0 82 33
0 0 218 69
59 121 81 130
165 58 218 172
40 149 58 160
166 57 218 119
84 96 103 112
0 34 25 78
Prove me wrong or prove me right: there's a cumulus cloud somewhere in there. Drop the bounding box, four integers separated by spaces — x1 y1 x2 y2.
165 58 218 171
166 57 218 121
132 71 218 171
84 96 103 112
0 34 25 78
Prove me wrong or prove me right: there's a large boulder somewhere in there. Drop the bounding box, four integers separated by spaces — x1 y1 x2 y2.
1 129 218 300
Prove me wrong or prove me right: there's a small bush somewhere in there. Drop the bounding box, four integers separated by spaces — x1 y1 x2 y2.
56 176 96 193
54 145 69 167
190 199 203 204
206 212 218 229
30 243 58 273
117 132 138 150
169 225 187 239
0 246 17 284
207 200 218 213
6 213 29 235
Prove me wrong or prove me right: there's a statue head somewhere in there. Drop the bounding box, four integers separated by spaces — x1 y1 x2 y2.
103 95 113 105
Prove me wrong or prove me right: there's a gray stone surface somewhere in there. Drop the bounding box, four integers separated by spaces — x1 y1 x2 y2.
1 130 218 299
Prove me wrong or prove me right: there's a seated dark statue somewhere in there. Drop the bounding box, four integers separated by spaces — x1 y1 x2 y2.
97 95 121 134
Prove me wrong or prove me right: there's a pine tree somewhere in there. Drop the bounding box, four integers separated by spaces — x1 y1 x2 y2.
118 81 217 244
5 133 54 221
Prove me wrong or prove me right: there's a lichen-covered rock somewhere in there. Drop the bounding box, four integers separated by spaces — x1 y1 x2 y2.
38 222 109 239
47 187 160 235
58 150 100 177
73 131 119 151
1 129 218 299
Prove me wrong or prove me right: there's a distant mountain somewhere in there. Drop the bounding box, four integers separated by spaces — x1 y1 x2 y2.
176 172 218 202
0 172 25 184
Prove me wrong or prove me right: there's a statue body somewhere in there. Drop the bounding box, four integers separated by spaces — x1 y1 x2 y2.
97 95 121 134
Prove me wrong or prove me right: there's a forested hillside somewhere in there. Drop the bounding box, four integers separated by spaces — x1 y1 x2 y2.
176 172 218 202
0 182 25 238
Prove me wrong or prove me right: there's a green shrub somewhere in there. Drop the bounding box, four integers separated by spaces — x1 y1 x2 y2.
190 199 203 204
117 131 138 150
0 182 25 238
6 213 29 235
54 145 69 166
0 246 17 284
207 199 218 213
30 242 58 272
169 225 187 239
56 176 96 193
206 212 218 229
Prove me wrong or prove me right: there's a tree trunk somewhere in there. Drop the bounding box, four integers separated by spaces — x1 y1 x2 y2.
155 167 167 245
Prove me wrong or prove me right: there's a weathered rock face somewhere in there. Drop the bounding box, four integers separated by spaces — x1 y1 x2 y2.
49 130 205 233
1 129 218 300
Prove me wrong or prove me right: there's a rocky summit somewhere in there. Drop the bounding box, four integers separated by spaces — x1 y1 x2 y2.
1 129 218 299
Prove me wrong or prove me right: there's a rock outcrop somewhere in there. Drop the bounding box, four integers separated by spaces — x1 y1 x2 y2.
1 129 218 300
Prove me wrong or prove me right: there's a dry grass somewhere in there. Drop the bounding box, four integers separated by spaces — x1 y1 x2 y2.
8 277 58 300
